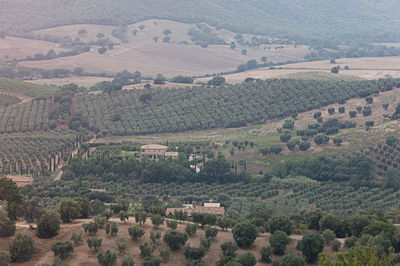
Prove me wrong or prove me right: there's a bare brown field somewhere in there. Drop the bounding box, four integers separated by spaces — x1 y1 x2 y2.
21 19 309 78
0 217 343 266
210 56 400 83
28 76 113 87
0 36 65 60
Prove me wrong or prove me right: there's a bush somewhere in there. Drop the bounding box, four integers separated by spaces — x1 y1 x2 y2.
280 134 292 143
221 242 238 257
200 237 211 251
299 142 311 151
349 110 357 118
205 227 218 240
184 245 206 261
322 229 336 244
270 230 289 255
159 247 170 262
140 242 155 258
87 237 102 252
97 250 117 266
121 256 134 266
82 221 98 235
297 232 324 263
143 257 161 266
8 233 35 262
268 216 293 235
128 226 145 241
150 231 162 244
332 239 341 251
236 252 257 266
94 215 106 228
280 253 305 266
51 241 74 260
260 246 273 262
37 211 60 238
151 214 164 228
339 106 345 113
0 209 15 237
185 224 197 236
71 232 83 246
166 220 178 230
163 231 188 250
232 221 258 248
0 250 11 266
117 240 127 254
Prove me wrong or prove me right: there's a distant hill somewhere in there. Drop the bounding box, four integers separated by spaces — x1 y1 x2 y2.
1 0 400 44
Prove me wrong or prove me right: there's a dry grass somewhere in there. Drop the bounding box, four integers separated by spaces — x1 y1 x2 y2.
28 76 113 87
20 19 309 78
210 56 400 83
0 36 65 60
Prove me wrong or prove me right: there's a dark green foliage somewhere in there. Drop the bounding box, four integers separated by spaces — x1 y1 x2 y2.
184 245 206 261
121 256 134 266
366 96 373 104
322 229 336 244
331 66 340 74
332 239 341 251
150 231 162 244
392 103 400 120
171 76 194 84
0 176 24 220
128 226 145 241
339 106 345 113
94 215 106 228
280 134 292 143
97 250 117 266
232 221 258 248
143 257 161 266
151 214 164 228
37 211 60 238
297 232 324 263
205 227 218 240
185 224 197 236
221 242 238 257
87 237 102 252
270 230 289 255
236 252 257 266
59 199 82 223
159 247 170 262
8 233 35 262
268 216 293 235
51 241 74 260
117 240 127 254
314 135 329 145
71 232 83 246
279 253 305 266
363 106 372 117
269 145 283 155
139 242 155 258
200 237 211 251
192 213 217 227
166 220 178 230
208 76 225 86
349 110 357 118
0 209 15 237
82 221 98 235
299 142 310 151
260 246 273 263
0 250 10 266
163 231 188 250
362 220 397 236
346 214 371 237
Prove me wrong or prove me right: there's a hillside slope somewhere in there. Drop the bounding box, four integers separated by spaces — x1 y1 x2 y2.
1 0 400 43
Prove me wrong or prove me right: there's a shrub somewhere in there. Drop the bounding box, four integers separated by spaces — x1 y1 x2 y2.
0 250 11 266
349 110 357 118
236 252 257 266
87 237 102 252
151 214 164 228
150 231 162 244
163 231 188 250
200 237 211 251
268 216 293 235
183 245 206 261
297 232 324 263
37 211 60 238
166 220 178 230
128 226 145 241
71 232 83 246
59 199 82 223
280 253 305 266
332 239 341 251
339 106 345 113
143 257 161 266
97 250 117 266
140 242 155 259
8 233 35 262
51 241 74 260
232 221 258 248
270 230 289 255
260 246 273 263
322 229 336 244
221 242 238 257
82 221 98 235
205 227 218 240
121 256 134 266
117 240 127 254
280 134 292 143
159 247 171 262
299 142 311 151
185 224 197 236
94 215 106 228
0 209 15 237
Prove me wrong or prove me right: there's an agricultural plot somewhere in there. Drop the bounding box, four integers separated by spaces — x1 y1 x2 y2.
0 93 21 106
0 78 57 98
0 129 78 176
74 78 400 136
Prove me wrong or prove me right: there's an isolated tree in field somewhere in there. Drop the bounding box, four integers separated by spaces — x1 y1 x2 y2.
185 224 197 236
119 210 129 223
150 231 162 244
154 74 167 85
51 241 74 260
241 49 247 55
217 217 234 231
128 226 145 241
143 257 161 266
151 214 164 228
121 256 134 266
159 247 170 262
260 246 273 263
163 231 188 250
268 216 293 235
331 66 340 74
297 232 324 263
94 215 106 228
299 141 311 151
236 252 257 266
205 226 218 240
166 220 178 230
87 237 102 252
333 138 343 146
221 242 238 257
184 245 206 261
71 232 83 246
0 209 16 237
232 221 258 248
261 56 267 63
37 211 60 238
207 76 225 86
59 199 82 223
280 253 306 266
82 221 98 235
97 250 117 266
8 233 35 263
270 230 289 255
140 242 155 258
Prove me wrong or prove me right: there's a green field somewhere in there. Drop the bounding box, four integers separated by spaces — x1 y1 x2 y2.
0 78 57 98
0 93 21 106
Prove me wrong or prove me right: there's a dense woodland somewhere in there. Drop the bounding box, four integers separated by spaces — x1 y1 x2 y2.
1 0 400 45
